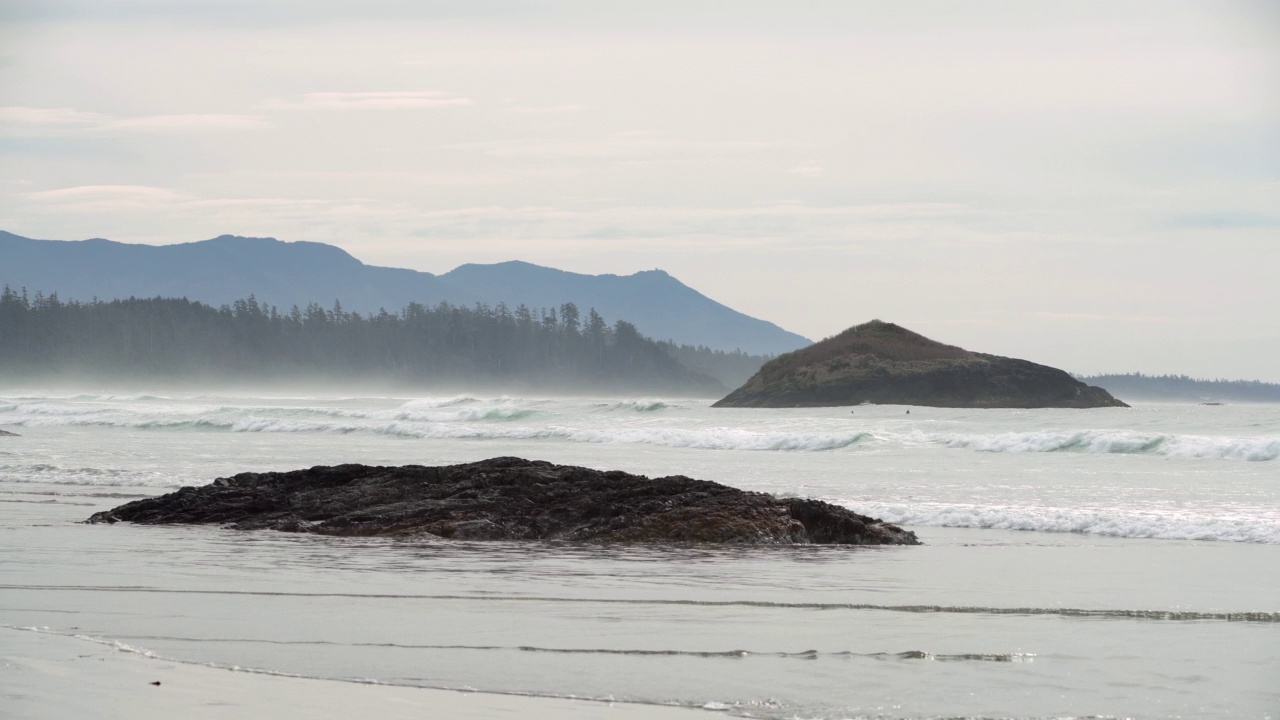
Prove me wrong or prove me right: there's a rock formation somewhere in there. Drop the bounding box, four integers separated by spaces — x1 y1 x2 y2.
87 457 919 545
714 320 1128 409
0 429 18 437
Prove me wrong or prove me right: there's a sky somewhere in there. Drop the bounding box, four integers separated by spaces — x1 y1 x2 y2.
2 0 1278 380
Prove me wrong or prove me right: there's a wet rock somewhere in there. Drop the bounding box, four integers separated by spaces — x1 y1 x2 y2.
86 457 919 545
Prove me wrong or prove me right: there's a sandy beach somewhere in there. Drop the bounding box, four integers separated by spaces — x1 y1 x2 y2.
2 395 1276 718
1 627 709 720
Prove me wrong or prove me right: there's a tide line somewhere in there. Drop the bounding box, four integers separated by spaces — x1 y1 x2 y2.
4 585 1276 623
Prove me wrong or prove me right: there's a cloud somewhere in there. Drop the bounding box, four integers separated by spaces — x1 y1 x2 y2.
24 185 185 209
0 106 268 135
503 104 585 115
1027 311 1193 324
1163 212 1280 230
12 186 1027 248
446 135 781 159
273 91 472 109
0 106 109 127
786 163 823 177
109 114 270 131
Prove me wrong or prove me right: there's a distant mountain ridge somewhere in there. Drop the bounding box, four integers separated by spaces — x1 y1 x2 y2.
0 231 810 355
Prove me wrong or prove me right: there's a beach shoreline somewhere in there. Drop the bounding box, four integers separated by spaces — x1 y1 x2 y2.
1 627 710 720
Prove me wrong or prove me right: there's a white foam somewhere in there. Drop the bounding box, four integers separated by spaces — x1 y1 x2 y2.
852 500 1280 544
14 403 107 416
399 396 483 409
606 400 678 412
917 430 1279 462
0 463 183 487
0 399 873 452
4 399 1277 465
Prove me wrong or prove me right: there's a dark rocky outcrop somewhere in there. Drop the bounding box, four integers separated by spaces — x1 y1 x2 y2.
0 429 18 437
714 320 1128 409
86 457 918 545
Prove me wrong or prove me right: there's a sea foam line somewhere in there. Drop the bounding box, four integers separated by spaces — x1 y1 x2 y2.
5 401 1277 460
918 429 1279 462
0 414 871 452
90 633 1036 663
850 501 1280 545
5 587 1275 623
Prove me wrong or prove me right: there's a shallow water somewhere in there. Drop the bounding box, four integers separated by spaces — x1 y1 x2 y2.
2 392 1277 718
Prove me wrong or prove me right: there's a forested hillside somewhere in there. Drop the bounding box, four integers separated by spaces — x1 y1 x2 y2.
0 287 722 394
657 342 771 389
1078 373 1280 403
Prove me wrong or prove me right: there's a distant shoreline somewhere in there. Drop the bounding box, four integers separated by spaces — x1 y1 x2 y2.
1077 373 1280 403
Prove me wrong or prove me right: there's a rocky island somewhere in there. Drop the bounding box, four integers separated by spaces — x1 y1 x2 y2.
714 320 1127 409
87 457 919 545
0 429 18 437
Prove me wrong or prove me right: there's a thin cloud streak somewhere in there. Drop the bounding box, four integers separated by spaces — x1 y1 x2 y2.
445 136 788 159
270 91 472 109
503 104 585 115
0 106 268 135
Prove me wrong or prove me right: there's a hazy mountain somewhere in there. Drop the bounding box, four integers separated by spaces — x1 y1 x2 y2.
0 231 810 354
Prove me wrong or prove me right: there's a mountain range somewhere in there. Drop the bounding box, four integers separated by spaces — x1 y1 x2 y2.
0 231 810 355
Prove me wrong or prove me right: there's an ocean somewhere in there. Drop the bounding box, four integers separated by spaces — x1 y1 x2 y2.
1 391 1277 719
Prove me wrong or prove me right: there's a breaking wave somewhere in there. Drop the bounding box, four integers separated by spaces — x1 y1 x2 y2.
399 396 481 409
3 398 1276 462
216 423 871 452
921 430 1279 462
594 400 680 412
0 398 870 452
0 414 868 451
851 501 1280 544
0 463 184 488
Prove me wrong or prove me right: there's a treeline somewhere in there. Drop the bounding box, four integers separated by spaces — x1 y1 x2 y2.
1079 373 1280 403
0 287 723 394
657 341 770 389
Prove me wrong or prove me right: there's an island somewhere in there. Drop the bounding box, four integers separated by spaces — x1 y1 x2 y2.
0 429 18 437
714 320 1128 409
87 457 919 545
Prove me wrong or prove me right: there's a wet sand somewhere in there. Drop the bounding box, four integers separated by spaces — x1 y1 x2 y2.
1 628 709 720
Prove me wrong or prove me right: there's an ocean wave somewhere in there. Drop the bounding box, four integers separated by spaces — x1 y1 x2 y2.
558 427 869 451
367 424 870 451
391 407 538 422
0 410 870 451
11 403 108 416
6 398 1277 463
399 396 483 409
595 400 679 412
922 430 1279 462
851 501 1280 544
0 463 179 487
0 416 237 431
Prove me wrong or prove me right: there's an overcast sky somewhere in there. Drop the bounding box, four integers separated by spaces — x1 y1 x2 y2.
2 0 1277 380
